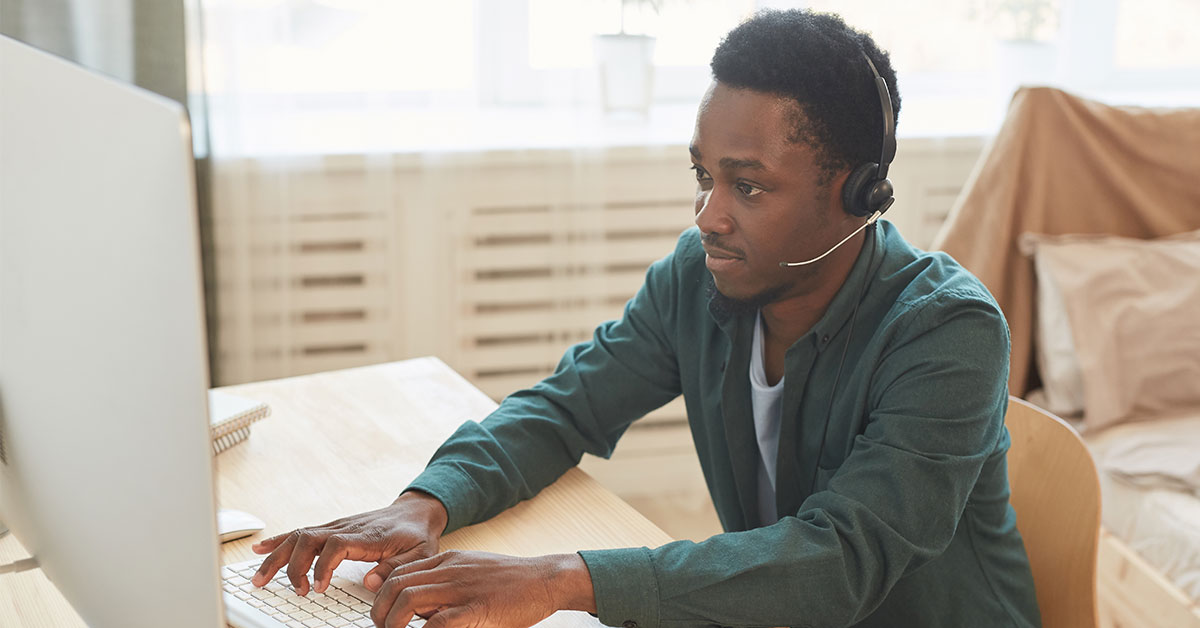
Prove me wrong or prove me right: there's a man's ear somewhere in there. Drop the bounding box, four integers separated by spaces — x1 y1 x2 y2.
826 168 854 218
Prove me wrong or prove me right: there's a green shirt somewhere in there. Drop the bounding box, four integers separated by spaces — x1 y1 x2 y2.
408 221 1040 628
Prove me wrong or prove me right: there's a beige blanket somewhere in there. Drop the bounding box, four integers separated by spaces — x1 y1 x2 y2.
932 87 1200 395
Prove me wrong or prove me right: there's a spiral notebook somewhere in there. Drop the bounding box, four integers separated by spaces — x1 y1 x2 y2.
208 390 271 455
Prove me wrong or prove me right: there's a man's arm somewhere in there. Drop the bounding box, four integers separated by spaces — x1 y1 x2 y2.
405 246 684 536
251 232 689 599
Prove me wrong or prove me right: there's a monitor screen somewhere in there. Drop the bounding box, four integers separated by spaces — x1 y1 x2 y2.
0 35 224 628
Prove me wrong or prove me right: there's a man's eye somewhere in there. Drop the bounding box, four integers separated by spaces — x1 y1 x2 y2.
690 165 711 181
736 182 763 197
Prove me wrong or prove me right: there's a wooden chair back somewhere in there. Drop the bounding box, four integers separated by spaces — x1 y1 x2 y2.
1005 396 1102 628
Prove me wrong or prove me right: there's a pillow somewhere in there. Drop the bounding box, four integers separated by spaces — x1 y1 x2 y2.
1028 249 1086 417
1020 229 1200 431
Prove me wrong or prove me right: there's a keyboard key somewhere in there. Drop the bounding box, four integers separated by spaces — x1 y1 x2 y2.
331 577 374 604
315 609 337 620
351 602 371 613
251 589 272 600
355 619 375 628
287 622 307 628
278 603 299 614
302 618 324 628
330 618 351 627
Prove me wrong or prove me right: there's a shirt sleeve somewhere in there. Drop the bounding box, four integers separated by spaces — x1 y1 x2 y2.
405 235 686 536
580 291 1011 628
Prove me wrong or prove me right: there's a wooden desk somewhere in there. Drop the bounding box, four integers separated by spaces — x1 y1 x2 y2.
0 358 673 627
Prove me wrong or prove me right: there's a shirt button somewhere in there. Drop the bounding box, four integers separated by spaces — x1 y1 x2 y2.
821 334 830 344
622 621 639 628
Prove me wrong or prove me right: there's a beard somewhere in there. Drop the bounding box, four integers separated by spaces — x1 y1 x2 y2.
704 272 788 319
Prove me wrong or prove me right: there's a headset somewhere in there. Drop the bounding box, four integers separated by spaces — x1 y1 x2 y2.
841 53 897 218
778 53 896 269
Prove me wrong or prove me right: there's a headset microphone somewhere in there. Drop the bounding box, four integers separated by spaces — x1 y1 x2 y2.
780 52 896 269
777 206 889 268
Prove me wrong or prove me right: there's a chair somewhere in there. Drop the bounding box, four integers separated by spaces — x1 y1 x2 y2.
1005 396 1102 628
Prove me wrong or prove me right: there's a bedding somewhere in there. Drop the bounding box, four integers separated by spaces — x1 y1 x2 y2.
1020 230 1200 430
1083 412 1200 603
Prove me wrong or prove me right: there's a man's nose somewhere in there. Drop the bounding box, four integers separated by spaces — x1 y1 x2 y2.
694 187 732 235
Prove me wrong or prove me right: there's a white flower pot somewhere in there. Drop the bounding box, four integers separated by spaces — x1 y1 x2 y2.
593 33 656 114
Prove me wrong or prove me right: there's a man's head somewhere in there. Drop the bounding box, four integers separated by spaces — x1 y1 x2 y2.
710 10 900 187
691 9 899 308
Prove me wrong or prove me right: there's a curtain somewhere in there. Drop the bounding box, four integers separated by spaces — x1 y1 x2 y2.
0 0 219 381
194 0 706 408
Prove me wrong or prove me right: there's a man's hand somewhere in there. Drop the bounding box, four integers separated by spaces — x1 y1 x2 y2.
369 550 596 628
251 490 449 596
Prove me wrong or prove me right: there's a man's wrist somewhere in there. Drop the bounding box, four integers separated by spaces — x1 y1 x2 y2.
394 489 450 537
545 553 597 614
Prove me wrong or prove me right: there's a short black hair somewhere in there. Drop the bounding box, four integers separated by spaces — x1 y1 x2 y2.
710 9 901 184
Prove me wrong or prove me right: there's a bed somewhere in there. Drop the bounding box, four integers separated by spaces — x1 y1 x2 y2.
933 86 1200 627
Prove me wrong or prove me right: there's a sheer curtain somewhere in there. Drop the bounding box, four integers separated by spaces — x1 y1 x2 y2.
196 0 716 413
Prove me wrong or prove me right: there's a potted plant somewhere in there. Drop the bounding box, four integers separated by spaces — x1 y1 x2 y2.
593 0 664 114
983 0 1061 93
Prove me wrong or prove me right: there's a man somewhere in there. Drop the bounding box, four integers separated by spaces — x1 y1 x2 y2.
251 10 1040 628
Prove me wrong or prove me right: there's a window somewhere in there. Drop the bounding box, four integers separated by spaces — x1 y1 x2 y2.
199 0 475 97
194 0 1200 155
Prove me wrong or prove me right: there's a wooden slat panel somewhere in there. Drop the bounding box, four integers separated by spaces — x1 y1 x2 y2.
285 219 385 242
462 305 625 338
465 341 571 372
248 319 389 347
463 271 645 305
290 285 391 310
468 205 691 239
288 250 389 275
462 238 675 272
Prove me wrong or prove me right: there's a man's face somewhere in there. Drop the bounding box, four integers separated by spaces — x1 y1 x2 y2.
690 81 852 306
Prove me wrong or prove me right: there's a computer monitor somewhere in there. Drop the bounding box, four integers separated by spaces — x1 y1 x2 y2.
0 35 224 627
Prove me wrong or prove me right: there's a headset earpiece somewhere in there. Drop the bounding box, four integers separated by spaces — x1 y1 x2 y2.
841 161 882 218
841 52 896 219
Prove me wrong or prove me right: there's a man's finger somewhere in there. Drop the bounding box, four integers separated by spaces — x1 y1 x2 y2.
382 584 447 628
311 534 377 593
422 606 468 628
285 528 329 595
251 531 291 555
372 569 446 627
252 535 298 587
364 548 437 593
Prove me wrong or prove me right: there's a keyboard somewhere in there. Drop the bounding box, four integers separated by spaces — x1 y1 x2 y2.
222 557 427 628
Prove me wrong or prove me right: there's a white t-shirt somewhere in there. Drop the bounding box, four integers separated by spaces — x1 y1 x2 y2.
750 311 785 525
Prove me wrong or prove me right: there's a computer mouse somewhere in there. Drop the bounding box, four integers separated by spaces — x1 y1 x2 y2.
217 508 266 543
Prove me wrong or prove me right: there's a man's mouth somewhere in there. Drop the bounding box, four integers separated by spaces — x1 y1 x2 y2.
702 244 742 260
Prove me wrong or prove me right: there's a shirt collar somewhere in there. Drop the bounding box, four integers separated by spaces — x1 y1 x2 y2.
807 222 885 354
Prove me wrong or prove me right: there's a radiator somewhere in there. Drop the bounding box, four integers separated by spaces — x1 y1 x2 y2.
210 139 984 428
